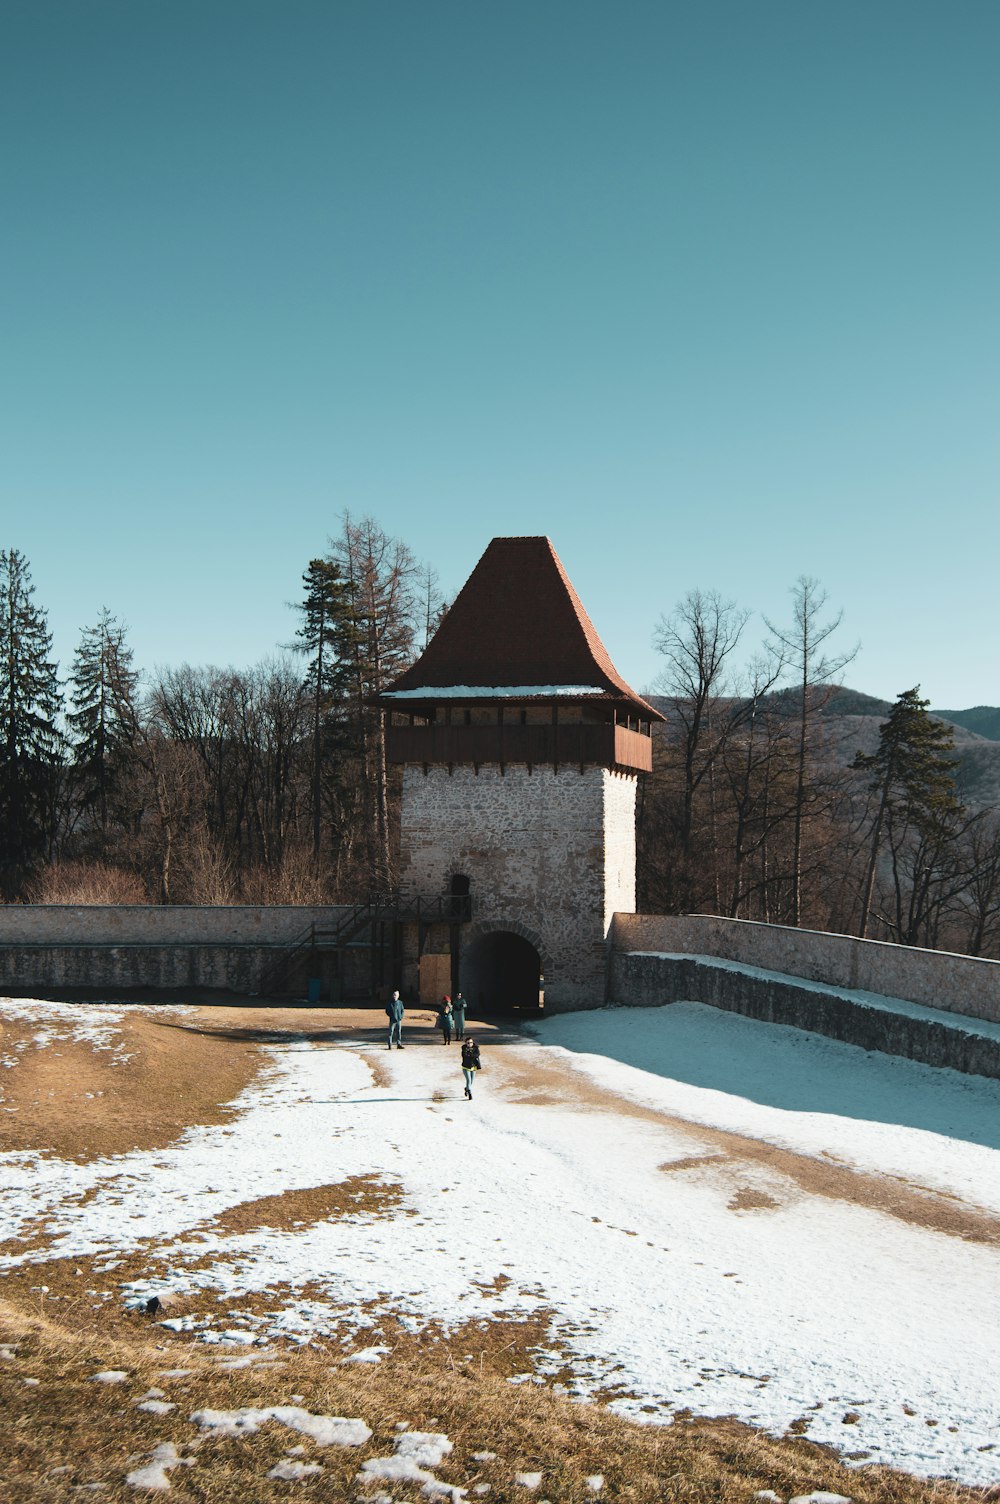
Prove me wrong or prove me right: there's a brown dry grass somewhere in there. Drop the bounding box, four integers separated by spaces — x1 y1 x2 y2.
0 1010 260 1161
209 1175 408 1235
0 1001 994 1502
0 1296 986 1504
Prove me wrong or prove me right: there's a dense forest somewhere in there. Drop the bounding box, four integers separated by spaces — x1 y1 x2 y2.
2 526 999 960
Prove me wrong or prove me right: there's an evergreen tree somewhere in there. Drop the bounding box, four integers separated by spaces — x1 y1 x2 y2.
330 515 419 894
0 549 63 894
294 558 357 861
68 608 140 846
853 686 963 938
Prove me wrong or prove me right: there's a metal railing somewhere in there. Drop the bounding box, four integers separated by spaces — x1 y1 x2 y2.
255 892 474 999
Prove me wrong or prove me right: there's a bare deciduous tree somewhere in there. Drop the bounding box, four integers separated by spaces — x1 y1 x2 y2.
764 577 858 926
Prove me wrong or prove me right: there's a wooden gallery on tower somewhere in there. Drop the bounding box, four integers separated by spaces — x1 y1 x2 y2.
381 535 662 1013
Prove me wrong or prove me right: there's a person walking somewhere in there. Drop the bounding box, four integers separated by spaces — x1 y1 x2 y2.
437 995 453 1045
461 1037 481 1099
386 990 405 1050
452 992 467 1040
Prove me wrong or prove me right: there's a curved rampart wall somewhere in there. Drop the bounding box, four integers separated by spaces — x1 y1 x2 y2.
611 913 1000 1025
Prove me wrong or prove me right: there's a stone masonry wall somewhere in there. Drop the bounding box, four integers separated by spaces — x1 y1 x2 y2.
0 905 365 1000
611 913 1000 1025
0 905 351 946
400 764 636 1010
603 772 637 931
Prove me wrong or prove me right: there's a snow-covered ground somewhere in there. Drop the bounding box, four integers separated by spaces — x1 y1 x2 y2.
2 997 999 1486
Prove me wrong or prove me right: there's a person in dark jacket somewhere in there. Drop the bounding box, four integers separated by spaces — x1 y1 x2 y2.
386 991 405 1049
452 992 467 1040
461 1037 481 1098
437 996 453 1045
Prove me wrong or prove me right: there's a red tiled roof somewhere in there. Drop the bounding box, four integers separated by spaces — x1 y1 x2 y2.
385 536 662 719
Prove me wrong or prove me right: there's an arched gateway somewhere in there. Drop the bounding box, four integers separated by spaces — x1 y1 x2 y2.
461 922 546 1013
380 536 662 1013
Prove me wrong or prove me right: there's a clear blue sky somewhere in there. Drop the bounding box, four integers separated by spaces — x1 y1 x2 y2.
2 1 997 708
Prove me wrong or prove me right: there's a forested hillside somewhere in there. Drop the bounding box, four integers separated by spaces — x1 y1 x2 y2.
2 535 999 960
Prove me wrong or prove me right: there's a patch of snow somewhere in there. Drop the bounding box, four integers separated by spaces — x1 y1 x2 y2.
395 1432 453 1468
515 1474 543 1490
125 1442 186 1493
91 1370 129 1384
190 1405 372 1447
267 1459 324 1480
358 1430 464 1501
585 1477 604 1493
344 1344 390 1363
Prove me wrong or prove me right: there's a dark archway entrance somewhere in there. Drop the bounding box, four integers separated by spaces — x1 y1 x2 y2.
460 930 542 1014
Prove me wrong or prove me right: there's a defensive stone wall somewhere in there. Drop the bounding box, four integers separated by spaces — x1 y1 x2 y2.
609 913 1000 1077
0 905 349 946
611 914 1000 1025
0 905 359 1000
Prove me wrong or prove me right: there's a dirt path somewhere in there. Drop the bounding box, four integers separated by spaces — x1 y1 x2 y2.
3 1000 996 1249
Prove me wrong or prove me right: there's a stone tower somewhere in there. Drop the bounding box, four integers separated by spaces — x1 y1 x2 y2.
382 536 662 1012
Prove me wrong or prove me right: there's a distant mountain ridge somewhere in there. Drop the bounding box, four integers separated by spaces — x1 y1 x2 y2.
933 706 1000 742
825 690 1000 740
646 687 1000 809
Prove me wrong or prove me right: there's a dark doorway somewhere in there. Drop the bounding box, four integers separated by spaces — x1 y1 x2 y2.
448 872 472 922
461 930 542 1014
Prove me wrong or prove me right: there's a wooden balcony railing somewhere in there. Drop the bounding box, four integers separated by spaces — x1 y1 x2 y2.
385 721 652 773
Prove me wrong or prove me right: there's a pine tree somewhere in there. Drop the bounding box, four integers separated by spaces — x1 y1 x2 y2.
330 515 419 895
68 608 140 847
0 549 63 895
294 558 357 861
853 686 963 938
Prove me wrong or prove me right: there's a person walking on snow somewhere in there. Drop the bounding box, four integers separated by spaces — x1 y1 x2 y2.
452 992 467 1040
437 996 453 1045
461 1037 481 1098
386 991 405 1050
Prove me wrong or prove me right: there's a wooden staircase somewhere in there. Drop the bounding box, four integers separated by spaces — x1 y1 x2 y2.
255 892 472 1001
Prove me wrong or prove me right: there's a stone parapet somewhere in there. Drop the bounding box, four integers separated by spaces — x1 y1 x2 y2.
0 905 352 946
611 914 1000 1025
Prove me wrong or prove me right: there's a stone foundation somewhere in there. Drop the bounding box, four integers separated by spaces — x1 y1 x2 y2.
399 763 637 1011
